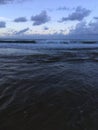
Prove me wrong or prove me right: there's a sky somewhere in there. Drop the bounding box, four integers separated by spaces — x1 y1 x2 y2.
0 0 98 39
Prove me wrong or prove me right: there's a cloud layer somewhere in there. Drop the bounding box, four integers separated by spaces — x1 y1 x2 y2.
60 6 91 22
69 19 98 35
0 21 6 28
14 17 27 22
31 11 50 25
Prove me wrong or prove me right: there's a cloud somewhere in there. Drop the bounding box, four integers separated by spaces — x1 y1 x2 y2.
60 6 91 22
0 21 6 28
14 17 27 22
57 6 69 11
44 27 49 30
69 20 98 35
94 17 98 20
14 28 29 35
0 0 9 4
0 0 33 4
47 6 70 12
31 11 50 25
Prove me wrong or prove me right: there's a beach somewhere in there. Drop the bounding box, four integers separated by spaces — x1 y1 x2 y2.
0 41 98 130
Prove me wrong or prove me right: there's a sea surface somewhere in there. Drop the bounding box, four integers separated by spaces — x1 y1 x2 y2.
0 40 98 130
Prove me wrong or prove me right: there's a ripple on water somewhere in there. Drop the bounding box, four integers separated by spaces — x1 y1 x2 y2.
0 46 98 130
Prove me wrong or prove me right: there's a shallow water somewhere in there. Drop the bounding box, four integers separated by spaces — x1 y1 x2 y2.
0 42 98 130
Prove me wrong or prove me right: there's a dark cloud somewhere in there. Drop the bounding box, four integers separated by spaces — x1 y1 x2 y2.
14 28 29 35
0 0 10 4
69 20 98 35
44 27 49 30
94 17 98 20
31 11 50 25
14 17 27 22
0 21 6 28
60 6 91 22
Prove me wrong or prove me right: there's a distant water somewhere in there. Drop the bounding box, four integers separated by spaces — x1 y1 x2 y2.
0 40 98 130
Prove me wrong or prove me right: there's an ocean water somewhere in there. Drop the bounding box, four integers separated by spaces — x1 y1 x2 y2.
0 40 98 130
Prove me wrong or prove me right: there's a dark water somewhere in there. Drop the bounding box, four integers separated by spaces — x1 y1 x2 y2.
0 43 98 130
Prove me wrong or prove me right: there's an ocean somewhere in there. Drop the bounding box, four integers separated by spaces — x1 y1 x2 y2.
0 40 98 130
